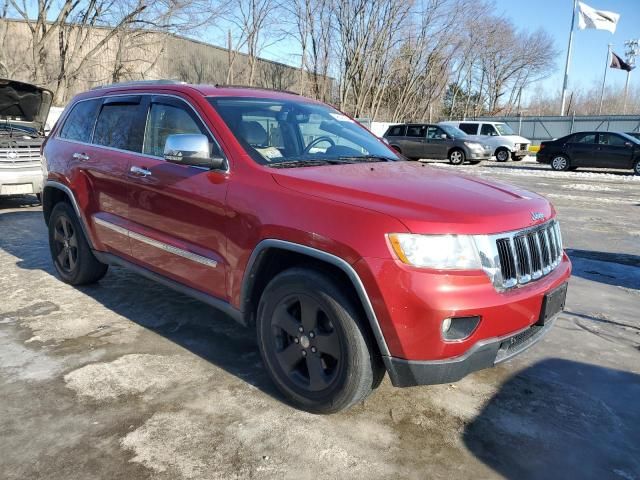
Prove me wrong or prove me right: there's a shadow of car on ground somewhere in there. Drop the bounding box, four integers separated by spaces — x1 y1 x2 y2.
463 358 640 479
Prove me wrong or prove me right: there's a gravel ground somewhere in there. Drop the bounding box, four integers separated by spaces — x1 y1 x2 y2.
1 159 639 480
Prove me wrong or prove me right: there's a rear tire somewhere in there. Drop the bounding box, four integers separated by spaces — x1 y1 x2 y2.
448 149 465 165
634 160 640 176
550 155 570 171
256 268 383 413
48 202 108 285
495 148 510 162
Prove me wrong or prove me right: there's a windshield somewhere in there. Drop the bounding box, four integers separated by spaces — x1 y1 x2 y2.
207 97 399 166
494 123 515 135
440 125 467 138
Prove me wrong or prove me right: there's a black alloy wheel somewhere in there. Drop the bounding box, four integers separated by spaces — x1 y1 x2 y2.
257 268 383 413
52 214 79 274
271 293 342 392
48 202 108 285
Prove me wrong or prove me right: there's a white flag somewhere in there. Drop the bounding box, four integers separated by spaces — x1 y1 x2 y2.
577 1 620 33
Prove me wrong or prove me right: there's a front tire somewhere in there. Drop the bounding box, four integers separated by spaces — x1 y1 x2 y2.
256 268 383 413
495 148 510 162
550 155 570 171
448 149 465 165
634 160 640 176
48 202 108 285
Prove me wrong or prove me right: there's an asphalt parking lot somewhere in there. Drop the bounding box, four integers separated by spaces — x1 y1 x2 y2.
1 159 639 480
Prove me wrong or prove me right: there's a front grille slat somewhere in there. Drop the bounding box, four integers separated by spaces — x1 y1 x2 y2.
494 220 563 290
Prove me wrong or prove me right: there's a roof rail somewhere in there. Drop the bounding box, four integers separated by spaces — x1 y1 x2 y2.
214 84 299 95
90 79 186 90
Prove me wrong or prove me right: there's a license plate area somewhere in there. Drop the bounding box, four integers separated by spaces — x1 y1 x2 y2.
538 282 567 325
1 184 33 195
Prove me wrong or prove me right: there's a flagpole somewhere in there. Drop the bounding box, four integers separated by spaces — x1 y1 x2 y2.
623 70 631 114
560 0 578 116
598 44 612 115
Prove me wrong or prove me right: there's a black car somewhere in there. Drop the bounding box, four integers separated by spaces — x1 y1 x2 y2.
537 131 640 175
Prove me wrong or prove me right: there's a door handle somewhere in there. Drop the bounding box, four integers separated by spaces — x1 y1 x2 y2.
72 152 90 161
130 166 152 177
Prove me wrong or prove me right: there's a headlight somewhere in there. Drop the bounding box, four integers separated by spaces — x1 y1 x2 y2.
464 141 482 150
387 234 481 269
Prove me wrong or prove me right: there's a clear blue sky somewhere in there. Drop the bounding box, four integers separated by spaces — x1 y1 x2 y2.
482 0 639 97
247 0 640 100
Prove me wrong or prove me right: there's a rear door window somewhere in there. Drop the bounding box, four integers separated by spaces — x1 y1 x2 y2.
93 97 145 152
459 123 478 135
572 133 596 144
406 125 427 137
58 99 101 143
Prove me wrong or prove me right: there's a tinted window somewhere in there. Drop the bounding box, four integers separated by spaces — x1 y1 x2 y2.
459 123 478 135
480 124 498 136
598 133 626 146
426 126 445 139
387 125 405 137
93 102 144 152
572 133 596 144
406 125 427 137
143 102 211 157
59 99 101 143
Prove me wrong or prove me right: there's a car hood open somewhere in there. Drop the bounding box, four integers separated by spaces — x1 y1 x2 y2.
0 79 53 134
271 161 554 235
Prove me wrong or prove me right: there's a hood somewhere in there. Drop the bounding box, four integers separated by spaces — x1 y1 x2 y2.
271 162 554 235
0 79 53 134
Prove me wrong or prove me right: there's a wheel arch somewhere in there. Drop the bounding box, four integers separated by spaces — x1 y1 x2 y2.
241 239 391 359
43 181 95 249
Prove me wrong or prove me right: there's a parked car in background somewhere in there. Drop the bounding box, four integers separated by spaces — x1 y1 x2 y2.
42 81 571 413
0 79 52 200
439 120 530 162
383 123 492 164
625 131 640 141
537 131 640 175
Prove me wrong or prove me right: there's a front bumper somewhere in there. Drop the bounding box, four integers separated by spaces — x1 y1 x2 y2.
384 315 557 387
0 165 43 195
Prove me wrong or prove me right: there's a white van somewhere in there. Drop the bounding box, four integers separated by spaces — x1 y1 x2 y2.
439 121 530 162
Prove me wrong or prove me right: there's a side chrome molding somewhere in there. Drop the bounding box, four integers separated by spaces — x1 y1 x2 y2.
242 239 391 357
94 216 217 268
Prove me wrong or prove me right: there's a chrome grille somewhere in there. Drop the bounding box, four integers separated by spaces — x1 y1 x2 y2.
0 146 41 162
494 221 563 289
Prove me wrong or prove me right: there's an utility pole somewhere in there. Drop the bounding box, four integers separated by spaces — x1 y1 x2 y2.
623 39 639 114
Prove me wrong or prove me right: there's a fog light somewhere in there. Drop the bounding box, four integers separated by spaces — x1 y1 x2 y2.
441 317 452 334
441 316 481 341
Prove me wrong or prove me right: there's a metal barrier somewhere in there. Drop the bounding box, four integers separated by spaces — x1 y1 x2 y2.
474 115 640 144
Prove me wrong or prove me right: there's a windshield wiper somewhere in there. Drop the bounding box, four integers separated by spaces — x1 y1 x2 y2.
337 155 395 163
267 159 334 168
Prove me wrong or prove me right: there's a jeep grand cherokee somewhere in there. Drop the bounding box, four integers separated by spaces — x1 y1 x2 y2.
41 81 571 413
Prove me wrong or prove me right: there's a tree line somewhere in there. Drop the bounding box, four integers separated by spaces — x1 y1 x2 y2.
7 0 623 119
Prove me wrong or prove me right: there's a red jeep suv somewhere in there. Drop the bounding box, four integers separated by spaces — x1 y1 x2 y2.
42 81 571 413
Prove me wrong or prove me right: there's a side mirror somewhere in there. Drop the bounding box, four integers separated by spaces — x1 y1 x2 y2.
163 134 225 170
625 141 633 148
440 133 448 139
